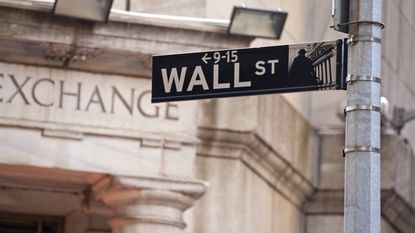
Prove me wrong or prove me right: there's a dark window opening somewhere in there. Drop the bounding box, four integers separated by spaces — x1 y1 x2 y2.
0 212 64 233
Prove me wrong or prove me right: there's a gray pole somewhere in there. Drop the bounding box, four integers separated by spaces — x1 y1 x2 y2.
344 0 382 233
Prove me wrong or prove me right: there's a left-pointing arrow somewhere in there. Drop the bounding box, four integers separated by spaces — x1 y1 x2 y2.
202 53 211 64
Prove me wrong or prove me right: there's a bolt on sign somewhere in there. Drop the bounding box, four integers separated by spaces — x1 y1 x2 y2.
152 39 347 103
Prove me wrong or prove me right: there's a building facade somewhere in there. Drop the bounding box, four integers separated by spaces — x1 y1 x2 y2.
0 0 414 233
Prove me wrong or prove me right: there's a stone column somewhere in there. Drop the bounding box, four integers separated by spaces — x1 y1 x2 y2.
92 175 207 233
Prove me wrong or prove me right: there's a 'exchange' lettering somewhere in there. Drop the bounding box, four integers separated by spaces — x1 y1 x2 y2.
0 73 178 120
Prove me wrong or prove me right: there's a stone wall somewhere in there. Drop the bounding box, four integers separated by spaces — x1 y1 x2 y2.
0 1 414 233
382 0 415 146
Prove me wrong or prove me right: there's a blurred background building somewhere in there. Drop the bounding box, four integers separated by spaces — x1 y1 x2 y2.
0 0 414 233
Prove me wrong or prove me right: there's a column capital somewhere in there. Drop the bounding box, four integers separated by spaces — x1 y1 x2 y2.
91 175 208 232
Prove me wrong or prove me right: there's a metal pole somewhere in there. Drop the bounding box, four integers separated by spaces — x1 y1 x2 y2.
344 0 382 233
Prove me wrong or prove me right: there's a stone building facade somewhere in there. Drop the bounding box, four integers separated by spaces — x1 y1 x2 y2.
0 0 414 233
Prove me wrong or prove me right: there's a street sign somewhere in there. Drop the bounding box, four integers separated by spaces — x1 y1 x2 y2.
152 39 347 103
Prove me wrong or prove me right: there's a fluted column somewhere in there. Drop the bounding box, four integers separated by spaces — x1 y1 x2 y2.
92 176 208 233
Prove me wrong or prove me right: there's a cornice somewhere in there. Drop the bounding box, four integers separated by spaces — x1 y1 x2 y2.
303 189 415 233
197 127 316 208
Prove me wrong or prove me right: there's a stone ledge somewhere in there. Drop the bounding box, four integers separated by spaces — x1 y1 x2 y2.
382 189 415 233
303 189 415 233
92 175 208 200
0 6 253 77
306 132 415 233
197 127 315 208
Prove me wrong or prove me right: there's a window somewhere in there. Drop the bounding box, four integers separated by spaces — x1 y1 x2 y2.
0 212 64 233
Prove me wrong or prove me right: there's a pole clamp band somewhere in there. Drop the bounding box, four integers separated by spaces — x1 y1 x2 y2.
346 75 381 83
348 36 382 45
342 146 381 157
339 20 385 29
344 105 381 116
